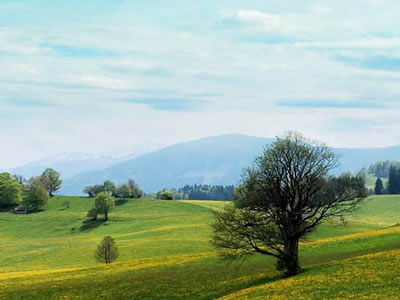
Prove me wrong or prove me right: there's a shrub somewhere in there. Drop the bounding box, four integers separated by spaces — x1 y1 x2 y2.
157 190 174 200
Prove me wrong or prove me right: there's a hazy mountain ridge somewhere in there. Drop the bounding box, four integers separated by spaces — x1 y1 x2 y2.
7 143 163 179
8 154 121 179
60 135 400 196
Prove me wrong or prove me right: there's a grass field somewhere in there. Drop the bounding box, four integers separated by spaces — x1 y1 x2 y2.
0 195 399 299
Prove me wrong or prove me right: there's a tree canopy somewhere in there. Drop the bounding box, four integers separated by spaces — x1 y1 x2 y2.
23 177 49 212
84 179 143 199
92 192 115 221
211 132 367 276
0 172 22 209
40 168 62 197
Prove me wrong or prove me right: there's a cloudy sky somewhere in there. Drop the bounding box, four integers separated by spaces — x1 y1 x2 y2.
1 0 400 168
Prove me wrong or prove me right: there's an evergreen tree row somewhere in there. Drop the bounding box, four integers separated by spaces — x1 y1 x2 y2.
374 165 400 195
157 184 235 201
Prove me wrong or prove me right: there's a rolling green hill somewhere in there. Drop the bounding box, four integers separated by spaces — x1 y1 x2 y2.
0 196 399 299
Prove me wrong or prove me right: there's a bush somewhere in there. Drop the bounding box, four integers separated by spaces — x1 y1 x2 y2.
157 190 174 200
63 200 71 209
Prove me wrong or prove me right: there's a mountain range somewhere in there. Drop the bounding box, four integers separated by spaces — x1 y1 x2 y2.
6 135 400 196
55 135 400 196
7 143 163 179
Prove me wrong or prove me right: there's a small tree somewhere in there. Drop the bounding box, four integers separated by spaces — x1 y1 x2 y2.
23 177 49 212
40 168 62 197
95 236 119 264
0 173 22 209
211 132 367 277
93 192 115 221
374 177 384 195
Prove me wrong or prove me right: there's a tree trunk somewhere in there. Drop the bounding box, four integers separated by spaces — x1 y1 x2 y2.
105 211 108 221
284 238 300 277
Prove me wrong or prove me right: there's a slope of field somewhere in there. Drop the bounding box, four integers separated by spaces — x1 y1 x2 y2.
0 196 399 299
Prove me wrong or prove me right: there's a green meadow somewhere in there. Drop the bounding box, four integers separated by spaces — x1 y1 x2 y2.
0 195 399 299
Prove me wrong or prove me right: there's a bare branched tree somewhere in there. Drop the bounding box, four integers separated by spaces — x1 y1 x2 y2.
211 132 367 276
95 236 119 264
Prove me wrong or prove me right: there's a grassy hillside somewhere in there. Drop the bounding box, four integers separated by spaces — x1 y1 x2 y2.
0 196 399 299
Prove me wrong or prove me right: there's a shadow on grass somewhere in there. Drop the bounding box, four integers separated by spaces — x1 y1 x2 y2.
79 219 107 232
115 198 129 206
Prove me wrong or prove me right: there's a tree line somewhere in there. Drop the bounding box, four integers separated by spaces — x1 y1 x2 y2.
84 179 143 199
176 184 235 201
368 160 400 178
0 168 62 212
146 184 235 201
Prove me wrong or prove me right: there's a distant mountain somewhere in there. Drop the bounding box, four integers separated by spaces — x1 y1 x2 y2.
61 135 273 195
8 153 121 179
7 143 162 180
60 135 400 196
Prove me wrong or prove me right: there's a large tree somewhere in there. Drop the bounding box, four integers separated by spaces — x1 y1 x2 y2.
211 132 367 276
0 173 22 209
40 168 62 197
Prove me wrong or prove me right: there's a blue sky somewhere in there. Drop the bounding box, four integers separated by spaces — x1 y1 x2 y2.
1 0 400 167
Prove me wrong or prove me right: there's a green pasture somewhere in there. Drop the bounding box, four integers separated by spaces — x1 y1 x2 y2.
0 195 399 299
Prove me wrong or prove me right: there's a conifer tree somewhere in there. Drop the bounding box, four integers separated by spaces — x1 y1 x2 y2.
374 177 384 195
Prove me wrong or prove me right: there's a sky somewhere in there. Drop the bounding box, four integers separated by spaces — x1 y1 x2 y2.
1 0 400 168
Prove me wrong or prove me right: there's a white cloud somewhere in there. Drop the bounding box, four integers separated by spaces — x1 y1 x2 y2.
297 37 400 49
1 1 400 167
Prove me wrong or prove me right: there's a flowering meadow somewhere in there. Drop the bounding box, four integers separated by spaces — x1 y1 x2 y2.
0 196 399 299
